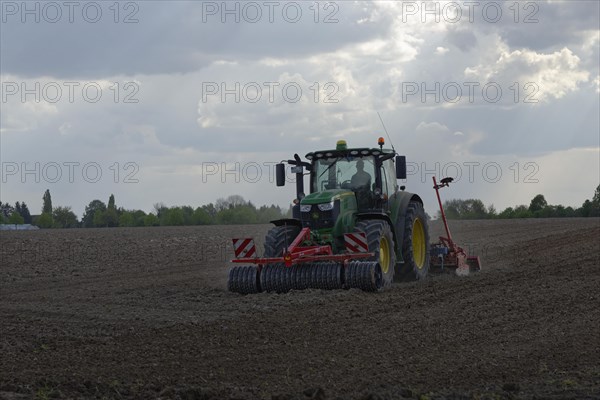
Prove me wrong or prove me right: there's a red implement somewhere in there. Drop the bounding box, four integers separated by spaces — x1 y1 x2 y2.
430 176 481 275
231 227 374 267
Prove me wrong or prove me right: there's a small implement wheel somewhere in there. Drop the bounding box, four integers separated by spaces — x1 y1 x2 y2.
345 261 383 292
227 265 260 294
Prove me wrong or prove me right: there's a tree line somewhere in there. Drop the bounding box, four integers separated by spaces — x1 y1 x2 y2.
439 185 600 220
0 191 287 228
2 185 598 228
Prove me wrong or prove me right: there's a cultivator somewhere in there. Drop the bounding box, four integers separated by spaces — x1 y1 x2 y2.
228 228 384 294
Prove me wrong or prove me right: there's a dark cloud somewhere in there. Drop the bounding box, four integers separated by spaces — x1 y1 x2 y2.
475 0 599 52
1 2 386 78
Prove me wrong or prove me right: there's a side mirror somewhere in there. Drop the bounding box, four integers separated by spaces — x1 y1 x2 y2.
395 156 406 180
275 163 286 187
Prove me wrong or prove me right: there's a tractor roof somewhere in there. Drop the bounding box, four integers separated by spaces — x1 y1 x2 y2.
305 147 395 161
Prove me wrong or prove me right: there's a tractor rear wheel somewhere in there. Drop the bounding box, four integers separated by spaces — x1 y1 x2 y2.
396 201 430 281
354 220 395 288
264 225 301 257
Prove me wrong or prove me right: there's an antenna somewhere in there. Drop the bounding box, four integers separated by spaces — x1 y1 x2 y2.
377 111 395 152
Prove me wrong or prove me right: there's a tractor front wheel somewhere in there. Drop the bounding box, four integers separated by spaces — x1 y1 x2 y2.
354 220 395 288
264 225 301 257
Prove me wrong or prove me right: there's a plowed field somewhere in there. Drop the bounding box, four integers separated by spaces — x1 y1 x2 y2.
1 218 599 399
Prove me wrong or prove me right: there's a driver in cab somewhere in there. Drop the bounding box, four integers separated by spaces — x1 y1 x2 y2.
351 160 371 190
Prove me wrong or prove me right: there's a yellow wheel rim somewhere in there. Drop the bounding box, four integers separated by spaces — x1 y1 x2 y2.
379 235 391 274
412 218 426 269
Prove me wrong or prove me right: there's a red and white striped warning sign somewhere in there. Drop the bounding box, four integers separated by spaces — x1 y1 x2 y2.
344 232 368 253
232 238 256 258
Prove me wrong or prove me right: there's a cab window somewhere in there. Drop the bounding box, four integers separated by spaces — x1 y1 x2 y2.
381 159 397 196
312 156 375 193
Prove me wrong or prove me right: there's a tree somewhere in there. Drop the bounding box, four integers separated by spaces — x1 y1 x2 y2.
42 189 52 214
537 205 557 218
555 205 567 218
440 199 461 219
564 206 577 217
498 207 514 219
144 213 159 227
153 202 167 218
202 203 217 218
215 198 229 212
529 194 547 213
439 199 489 219
464 199 487 219
217 205 258 224
132 210 147 227
14 201 32 224
20 202 32 224
163 207 185 226
0 202 14 219
105 194 118 227
256 204 284 223
82 200 107 227
104 208 118 227
513 205 532 218
93 210 106 228
591 184 600 217
227 195 247 208
192 207 213 225
580 199 593 217
37 212 54 228
93 209 107 227
120 209 148 227
487 204 497 218
8 212 24 225
119 211 134 227
181 206 194 225
53 206 78 228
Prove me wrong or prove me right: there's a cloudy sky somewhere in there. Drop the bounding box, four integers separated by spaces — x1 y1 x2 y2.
1 0 599 217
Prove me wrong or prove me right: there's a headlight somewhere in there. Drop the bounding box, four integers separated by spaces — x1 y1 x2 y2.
318 202 334 212
300 204 312 212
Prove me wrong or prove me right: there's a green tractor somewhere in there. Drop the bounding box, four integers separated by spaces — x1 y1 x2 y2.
228 138 430 293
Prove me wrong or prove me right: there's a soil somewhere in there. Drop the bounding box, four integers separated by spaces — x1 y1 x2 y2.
1 218 599 399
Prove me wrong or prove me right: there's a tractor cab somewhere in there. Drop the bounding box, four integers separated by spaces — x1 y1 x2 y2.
276 139 407 214
305 140 405 212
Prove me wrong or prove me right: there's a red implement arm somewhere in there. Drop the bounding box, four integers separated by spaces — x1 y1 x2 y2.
431 176 481 275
